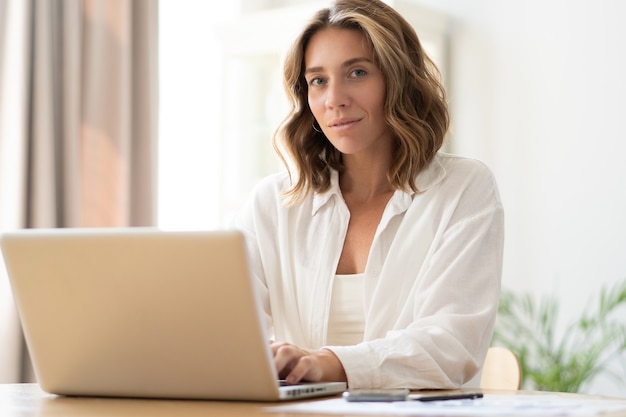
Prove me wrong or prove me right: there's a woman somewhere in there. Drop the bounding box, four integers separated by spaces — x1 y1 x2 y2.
235 0 504 389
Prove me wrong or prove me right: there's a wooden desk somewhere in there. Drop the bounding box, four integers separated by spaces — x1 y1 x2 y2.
2 383 626 417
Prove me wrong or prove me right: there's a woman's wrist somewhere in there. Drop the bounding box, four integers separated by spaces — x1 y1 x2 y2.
320 348 348 383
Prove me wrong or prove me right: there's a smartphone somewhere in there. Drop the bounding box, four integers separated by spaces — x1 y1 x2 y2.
343 388 410 402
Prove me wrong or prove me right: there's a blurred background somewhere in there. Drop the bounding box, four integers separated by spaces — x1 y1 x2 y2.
1 0 625 397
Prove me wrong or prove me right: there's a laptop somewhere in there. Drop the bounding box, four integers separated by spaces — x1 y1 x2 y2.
0 228 346 401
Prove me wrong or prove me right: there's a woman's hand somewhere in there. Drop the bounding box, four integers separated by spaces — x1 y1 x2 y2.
271 341 347 384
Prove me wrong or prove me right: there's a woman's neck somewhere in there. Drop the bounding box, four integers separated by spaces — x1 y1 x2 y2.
339 158 393 203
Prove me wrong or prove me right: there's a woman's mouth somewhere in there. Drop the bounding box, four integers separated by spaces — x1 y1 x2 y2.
328 117 362 129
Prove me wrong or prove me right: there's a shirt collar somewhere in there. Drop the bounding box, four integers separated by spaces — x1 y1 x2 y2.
310 154 447 216
312 170 342 215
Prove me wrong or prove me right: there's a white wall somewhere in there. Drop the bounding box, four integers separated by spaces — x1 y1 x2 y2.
158 0 239 230
410 0 626 397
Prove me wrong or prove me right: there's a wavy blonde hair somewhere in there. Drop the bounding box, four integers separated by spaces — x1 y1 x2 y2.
274 0 449 203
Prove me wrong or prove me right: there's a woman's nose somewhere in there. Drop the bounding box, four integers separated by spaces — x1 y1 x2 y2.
325 81 350 108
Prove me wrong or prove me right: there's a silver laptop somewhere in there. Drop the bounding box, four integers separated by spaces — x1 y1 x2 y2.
0 228 346 401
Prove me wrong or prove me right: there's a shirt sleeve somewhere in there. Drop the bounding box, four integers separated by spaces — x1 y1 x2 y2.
230 176 279 337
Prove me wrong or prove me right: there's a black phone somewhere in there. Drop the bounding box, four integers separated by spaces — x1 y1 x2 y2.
343 388 410 402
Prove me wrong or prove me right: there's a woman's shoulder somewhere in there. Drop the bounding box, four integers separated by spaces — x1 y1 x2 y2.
434 152 498 186
436 152 494 174
245 170 295 209
235 171 291 230
422 153 501 205
417 152 496 192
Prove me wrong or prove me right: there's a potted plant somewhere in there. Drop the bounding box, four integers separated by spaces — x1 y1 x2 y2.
492 279 626 392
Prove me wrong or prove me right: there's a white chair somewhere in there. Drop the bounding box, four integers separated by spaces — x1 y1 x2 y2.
480 346 522 390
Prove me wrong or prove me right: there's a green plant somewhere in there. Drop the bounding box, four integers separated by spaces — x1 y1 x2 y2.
493 279 626 392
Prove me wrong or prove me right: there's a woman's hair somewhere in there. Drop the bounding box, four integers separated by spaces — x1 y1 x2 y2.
274 0 449 203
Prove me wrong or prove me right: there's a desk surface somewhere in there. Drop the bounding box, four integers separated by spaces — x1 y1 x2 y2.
2 383 626 417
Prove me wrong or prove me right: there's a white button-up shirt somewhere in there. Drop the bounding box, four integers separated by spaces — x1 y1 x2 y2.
234 152 504 389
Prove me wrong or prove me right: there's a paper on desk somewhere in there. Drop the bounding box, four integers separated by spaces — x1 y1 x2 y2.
265 394 626 416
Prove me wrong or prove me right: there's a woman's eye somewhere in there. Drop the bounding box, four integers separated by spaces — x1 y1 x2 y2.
309 77 325 86
351 69 367 77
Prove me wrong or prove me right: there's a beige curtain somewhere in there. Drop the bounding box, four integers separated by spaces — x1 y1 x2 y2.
0 0 158 382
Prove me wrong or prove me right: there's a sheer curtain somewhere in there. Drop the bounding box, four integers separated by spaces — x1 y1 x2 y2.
0 0 158 383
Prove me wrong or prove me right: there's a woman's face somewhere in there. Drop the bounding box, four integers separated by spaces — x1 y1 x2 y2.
304 28 392 159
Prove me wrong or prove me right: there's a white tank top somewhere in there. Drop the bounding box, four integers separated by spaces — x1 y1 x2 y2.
326 273 365 346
